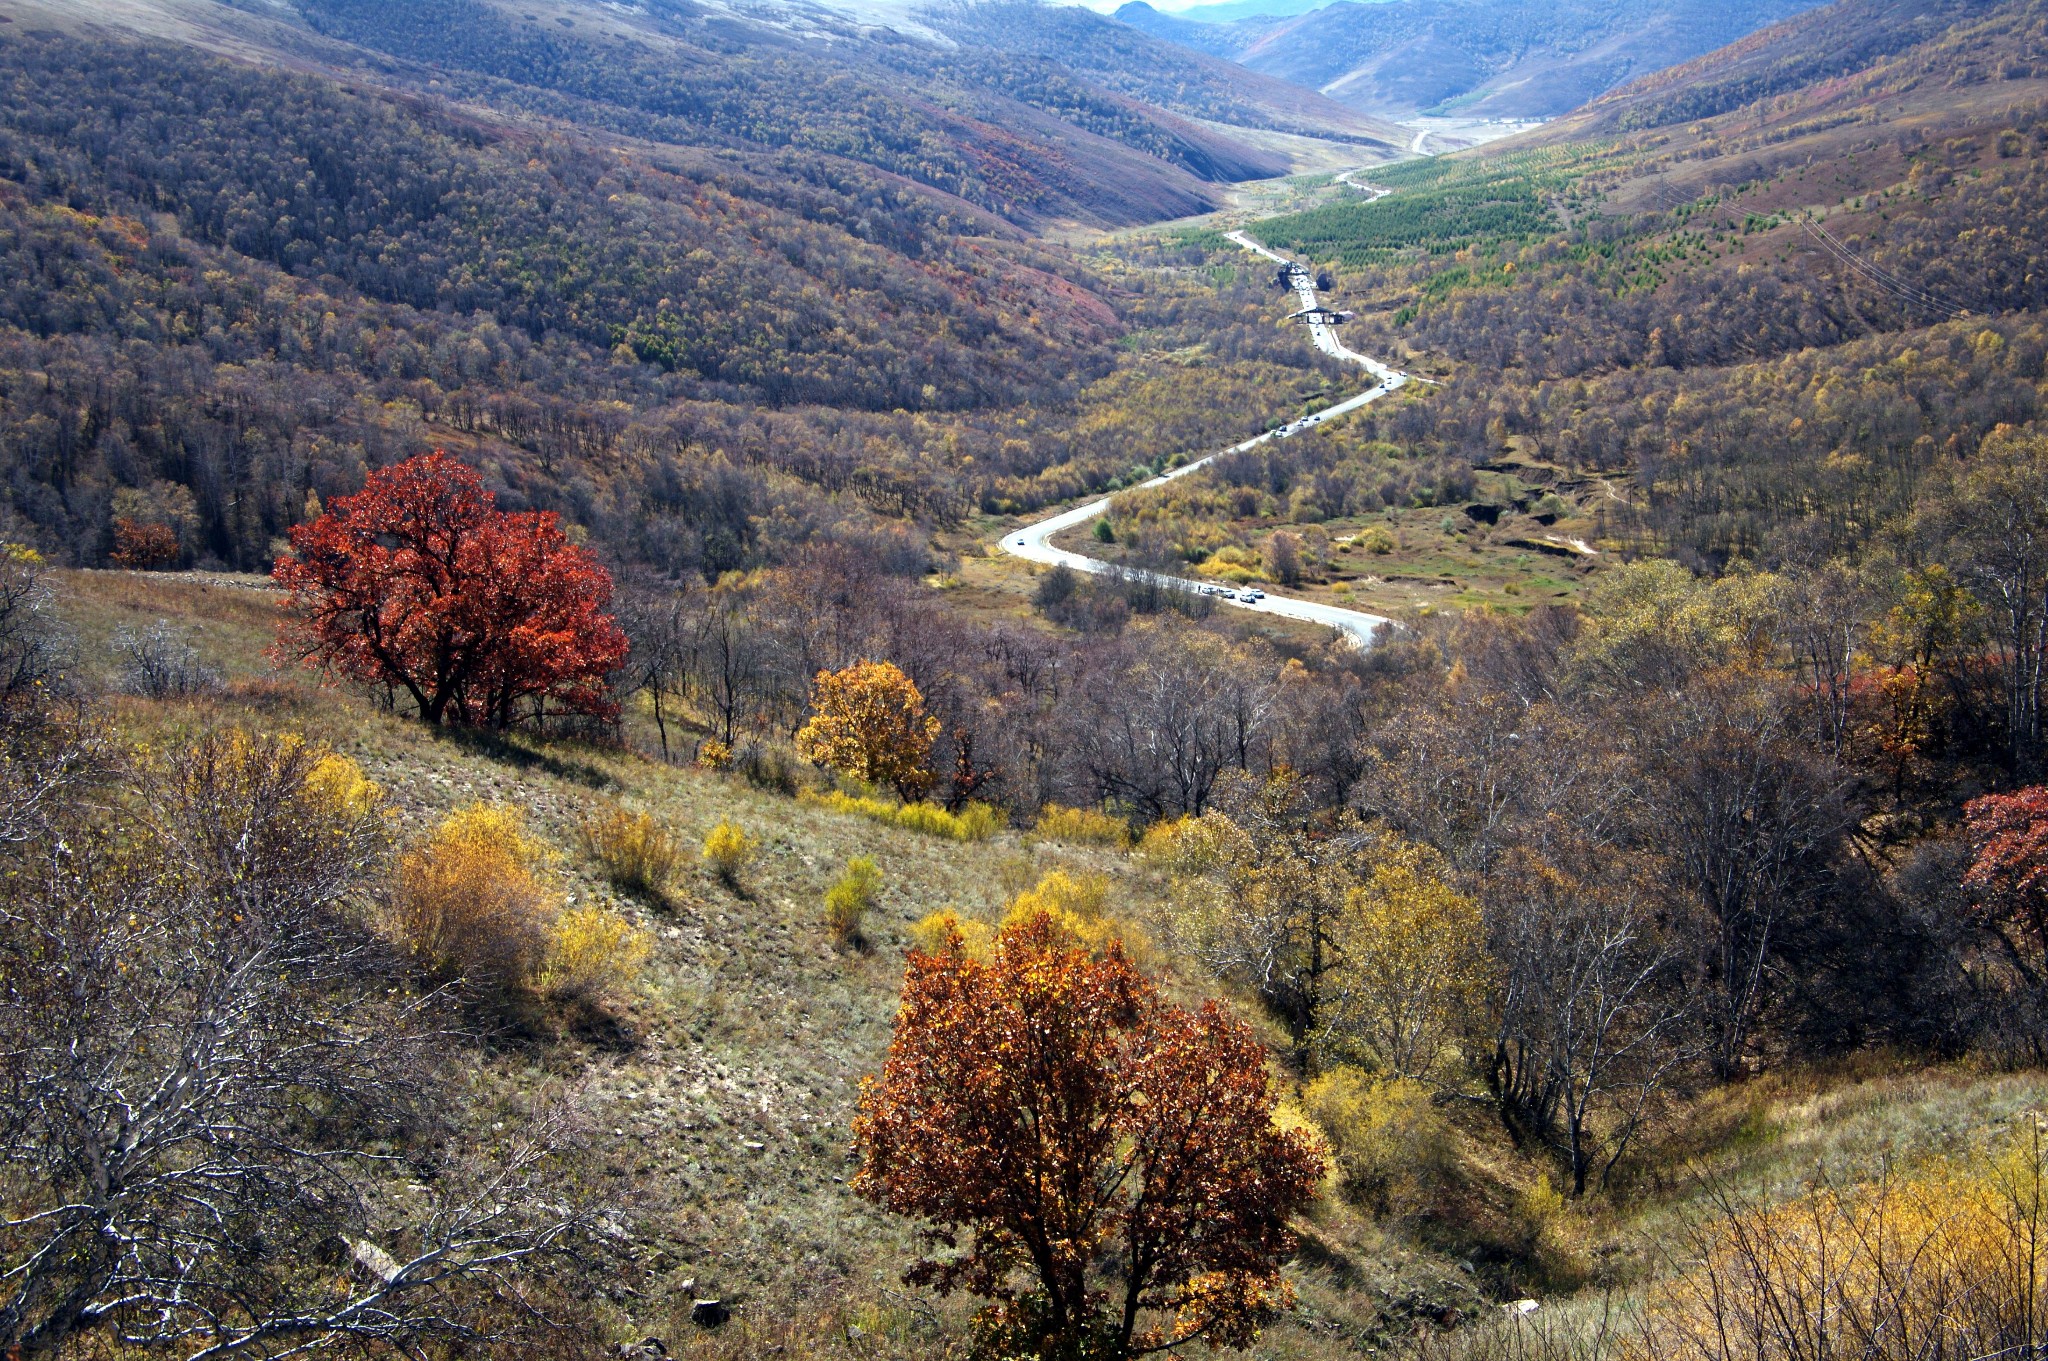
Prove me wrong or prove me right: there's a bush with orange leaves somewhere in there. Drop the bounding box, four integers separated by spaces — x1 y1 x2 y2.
793 660 939 800
853 909 1325 1361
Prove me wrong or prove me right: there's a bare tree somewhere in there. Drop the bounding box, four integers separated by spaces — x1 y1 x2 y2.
0 730 577 1359
1486 851 1694 1195
1924 428 2048 770
1640 678 1849 1081
615 583 700 760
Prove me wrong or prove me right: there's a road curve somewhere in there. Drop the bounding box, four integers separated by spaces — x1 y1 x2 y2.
999 229 1408 649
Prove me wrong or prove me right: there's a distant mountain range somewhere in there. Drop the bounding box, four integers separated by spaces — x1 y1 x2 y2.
1114 0 1831 118
1142 0 1345 25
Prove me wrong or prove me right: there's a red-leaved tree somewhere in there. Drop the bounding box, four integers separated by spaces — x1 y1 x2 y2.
853 910 1325 1360
1964 786 2048 989
273 452 628 729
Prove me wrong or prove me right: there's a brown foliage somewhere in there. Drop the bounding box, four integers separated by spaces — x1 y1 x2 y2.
853 909 1325 1359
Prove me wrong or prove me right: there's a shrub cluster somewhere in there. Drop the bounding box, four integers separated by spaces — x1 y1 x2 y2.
801 788 1004 842
390 803 645 1003
1033 803 1131 848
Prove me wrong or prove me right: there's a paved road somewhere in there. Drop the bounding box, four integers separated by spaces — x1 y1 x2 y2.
999 231 1408 649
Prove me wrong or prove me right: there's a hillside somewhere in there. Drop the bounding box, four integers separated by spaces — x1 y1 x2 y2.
11 0 1396 226
9 0 2048 1357
1239 0 2048 566
1115 0 1830 118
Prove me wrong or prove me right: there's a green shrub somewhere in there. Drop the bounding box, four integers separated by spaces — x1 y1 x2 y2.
824 856 882 948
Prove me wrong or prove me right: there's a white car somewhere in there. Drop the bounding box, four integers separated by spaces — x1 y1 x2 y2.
1238 589 1260 603
1247 588 1266 600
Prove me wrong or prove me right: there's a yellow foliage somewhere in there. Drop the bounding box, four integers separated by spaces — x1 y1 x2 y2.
580 801 685 895
1033 803 1131 848
304 752 385 823
702 820 757 885
1354 525 1395 555
794 660 940 798
1325 839 1488 1081
1136 815 1198 865
537 905 650 1003
825 856 881 947
799 788 1003 842
911 907 994 958
391 803 557 988
1299 1067 1450 1215
1000 870 1145 960
1633 1121 2048 1361
696 737 733 771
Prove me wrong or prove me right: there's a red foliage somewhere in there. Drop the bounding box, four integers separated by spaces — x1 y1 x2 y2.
853 910 1325 1359
109 517 180 570
1965 787 2048 967
272 451 628 728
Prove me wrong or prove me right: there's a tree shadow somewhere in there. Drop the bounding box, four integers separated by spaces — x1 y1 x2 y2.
435 725 619 790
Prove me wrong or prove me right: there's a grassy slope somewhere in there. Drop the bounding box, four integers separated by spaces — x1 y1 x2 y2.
67 568 2048 1356
62 569 1486 1355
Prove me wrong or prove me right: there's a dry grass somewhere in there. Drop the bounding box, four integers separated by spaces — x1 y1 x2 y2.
48 568 2048 1361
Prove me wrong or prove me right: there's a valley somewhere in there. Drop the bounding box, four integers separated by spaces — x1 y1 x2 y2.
2 0 2048 1360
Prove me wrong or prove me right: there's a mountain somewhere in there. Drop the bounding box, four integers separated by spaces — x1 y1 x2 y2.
1542 0 2016 134
1153 0 1345 25
1118 0 1833 118
10 0 1394 231
926 1 1407 146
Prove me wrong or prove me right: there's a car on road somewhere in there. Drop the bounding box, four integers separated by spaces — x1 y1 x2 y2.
1238 589 1260 603
1246 588 1266 600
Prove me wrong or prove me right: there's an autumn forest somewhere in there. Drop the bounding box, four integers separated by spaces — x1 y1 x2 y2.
5 0 2048 1358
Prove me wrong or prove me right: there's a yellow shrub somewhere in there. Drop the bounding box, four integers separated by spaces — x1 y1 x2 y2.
580 801 685 896
799 789 1004 842
304 751 385 822
1034 803 1132 848
1000 870 1146 960
391 804 557 988
1354 526 1395 555
911 907 993 959
1633 1121 2048 1361
1299 1067 1451 1217
702 820 757 886
1136 815 1195 864
697 738 733 771
537 904 650 1003
824 856 882 947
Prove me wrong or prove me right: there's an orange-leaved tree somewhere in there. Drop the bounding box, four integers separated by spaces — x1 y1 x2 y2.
794 659 939 799
273 451 628 729
853 910 1325 1360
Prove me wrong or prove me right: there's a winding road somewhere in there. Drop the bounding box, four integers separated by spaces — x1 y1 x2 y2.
998 222 1410 648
